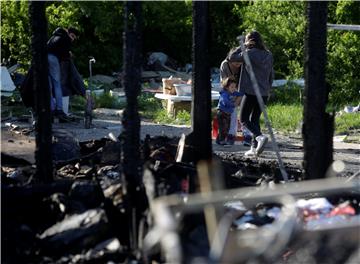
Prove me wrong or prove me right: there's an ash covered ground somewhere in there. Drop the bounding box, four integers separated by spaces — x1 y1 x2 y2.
1 116 359 264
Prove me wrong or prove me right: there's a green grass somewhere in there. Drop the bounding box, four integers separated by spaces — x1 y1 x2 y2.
263 103 360 137
138 93 192 125
153 109 175 124
138 93 163 119
263 103 303 133
151 109 191 125
70 92 125 113
70 91 360 139
70 95 87 113
175 110 191 125
335 112 360 135
94 92 125 109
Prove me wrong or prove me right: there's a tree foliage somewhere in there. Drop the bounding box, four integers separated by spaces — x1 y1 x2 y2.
327 1 360 105
1 0 359 105
208 1 247 66
1 1 31 66
45 1 125 75
142 1 192 65
234 1 306 79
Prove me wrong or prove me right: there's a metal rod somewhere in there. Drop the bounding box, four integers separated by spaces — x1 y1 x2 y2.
327 23 360 31
346 170 360 183
154 178 359 212
85 57 95 129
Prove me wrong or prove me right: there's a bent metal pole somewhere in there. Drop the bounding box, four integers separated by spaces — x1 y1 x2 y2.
239 37 288 182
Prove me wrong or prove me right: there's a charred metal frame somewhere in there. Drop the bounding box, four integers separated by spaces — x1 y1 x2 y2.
122 1 146 254
303 1 333 179
29 1 53 182
191 1 212 161
122 2 142 187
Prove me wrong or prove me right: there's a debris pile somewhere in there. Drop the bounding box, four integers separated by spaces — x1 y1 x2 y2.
2 134 359 263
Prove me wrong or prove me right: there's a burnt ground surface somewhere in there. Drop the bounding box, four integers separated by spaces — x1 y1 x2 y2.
1 115 359 178
1 116 360 264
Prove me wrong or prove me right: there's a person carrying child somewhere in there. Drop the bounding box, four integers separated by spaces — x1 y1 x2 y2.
216 77 244 145
219 47 243 145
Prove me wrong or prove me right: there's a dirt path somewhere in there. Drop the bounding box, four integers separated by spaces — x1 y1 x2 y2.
1 118 359 176
1 118 191 164
214 133 359 177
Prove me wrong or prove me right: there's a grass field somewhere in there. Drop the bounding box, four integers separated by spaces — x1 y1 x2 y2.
335 111 360 135
264 104 302 133
3 90 357 138
135 93 360 138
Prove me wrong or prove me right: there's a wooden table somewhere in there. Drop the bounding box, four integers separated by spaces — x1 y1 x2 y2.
155 91 220 116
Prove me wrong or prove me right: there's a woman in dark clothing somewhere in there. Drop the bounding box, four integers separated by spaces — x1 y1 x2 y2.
219 47 243 144
239 31 274 157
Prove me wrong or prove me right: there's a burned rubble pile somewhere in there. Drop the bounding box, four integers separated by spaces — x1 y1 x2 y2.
2 135 360 264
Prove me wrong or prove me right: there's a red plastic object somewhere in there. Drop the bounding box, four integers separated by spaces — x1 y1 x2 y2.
212 116 244 141
328 205 355 217
212 116 218 139
236 134 244 141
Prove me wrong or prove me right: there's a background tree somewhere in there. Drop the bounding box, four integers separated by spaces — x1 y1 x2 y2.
1 1 31 66
233 1 306 79
208 1 247 67
47 1 125 74
327 1 360 106
1 0 359 106
142 1 192 66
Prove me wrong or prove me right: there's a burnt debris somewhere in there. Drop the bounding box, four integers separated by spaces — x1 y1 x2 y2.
2 135 359 263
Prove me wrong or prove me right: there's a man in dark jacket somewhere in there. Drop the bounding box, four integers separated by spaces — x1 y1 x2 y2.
47 27 78 121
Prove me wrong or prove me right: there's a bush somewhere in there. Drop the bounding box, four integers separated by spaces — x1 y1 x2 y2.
335 112 360 135
94 92 124 109
327 30 360 106
268 84 304 105
70 92 124 113
175 110 191 125
2 1 359 107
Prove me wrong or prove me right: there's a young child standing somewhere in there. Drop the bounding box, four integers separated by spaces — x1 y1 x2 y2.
216 77 244 145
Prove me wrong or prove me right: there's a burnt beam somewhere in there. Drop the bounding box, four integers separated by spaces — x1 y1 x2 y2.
29 1 53 182
303 1 333 179
192 1 212 162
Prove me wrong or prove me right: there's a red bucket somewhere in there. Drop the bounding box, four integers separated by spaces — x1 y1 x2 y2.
212 116 244 142
212 116 218 139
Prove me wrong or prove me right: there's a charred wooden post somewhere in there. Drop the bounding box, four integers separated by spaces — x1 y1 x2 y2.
192 1 212 162
123 1 142 194
29 1 53 182
303 1 333 179
122 1 146 253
